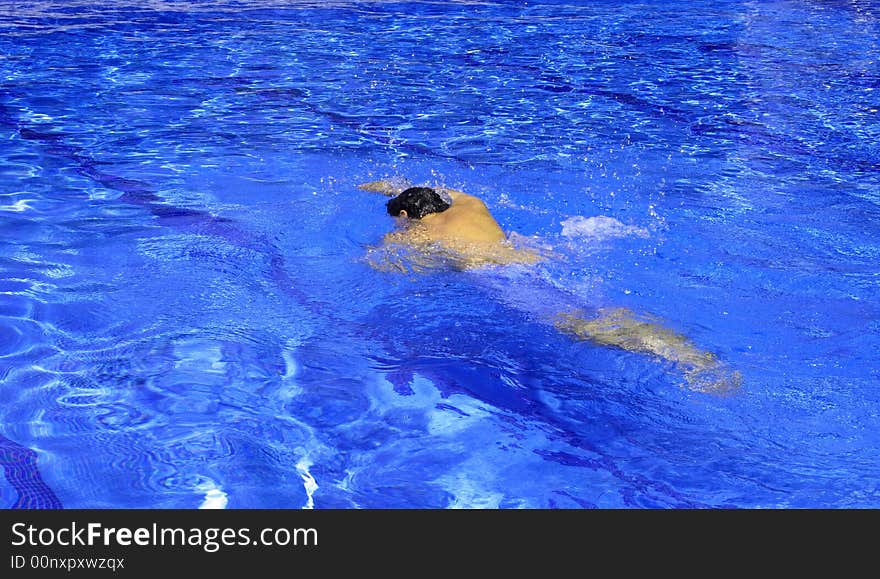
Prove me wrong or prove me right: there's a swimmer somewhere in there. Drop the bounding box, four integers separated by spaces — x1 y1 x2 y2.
361 180 541 269
359 178 741 394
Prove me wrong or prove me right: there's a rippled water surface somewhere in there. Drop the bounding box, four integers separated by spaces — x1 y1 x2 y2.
1 0 879 508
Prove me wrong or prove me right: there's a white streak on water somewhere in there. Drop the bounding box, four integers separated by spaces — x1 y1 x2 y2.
0 199 35 212
561 215 648 240
282 344 298 380
278 337 302 399
296 459 318 510
196 481 228 509
444 474 505 509
173 339 225 373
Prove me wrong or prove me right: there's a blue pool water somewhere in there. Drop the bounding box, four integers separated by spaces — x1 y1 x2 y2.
1 0 879 509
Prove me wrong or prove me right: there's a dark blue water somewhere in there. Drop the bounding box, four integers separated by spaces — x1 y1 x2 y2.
1 0 878 508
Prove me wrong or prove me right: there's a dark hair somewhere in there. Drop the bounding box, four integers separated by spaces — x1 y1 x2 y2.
386 187 450 219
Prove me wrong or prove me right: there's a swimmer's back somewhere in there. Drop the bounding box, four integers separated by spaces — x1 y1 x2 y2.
374 183 541 269
421 189 506 244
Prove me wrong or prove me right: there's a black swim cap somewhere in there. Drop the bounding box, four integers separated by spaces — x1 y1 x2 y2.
386 187 451 219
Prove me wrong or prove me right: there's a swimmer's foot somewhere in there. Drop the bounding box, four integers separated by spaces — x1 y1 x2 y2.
357 177 412 196
555 308 741 395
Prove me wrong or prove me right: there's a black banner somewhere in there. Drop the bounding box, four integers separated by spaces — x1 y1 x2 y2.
0 509 584 574
0 508 860 574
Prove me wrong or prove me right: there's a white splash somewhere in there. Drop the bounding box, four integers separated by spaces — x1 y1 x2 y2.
196 481 228 509
44 264 75 279
296 459 318 509
0 199 35 212
281 339 299 380
278 337 302 400
561 215 648 240
443 473 505 509
173 339 225 373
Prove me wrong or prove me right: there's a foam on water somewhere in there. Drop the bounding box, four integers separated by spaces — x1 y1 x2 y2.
560 215 649 240
196 479 229 509
295 459 318 510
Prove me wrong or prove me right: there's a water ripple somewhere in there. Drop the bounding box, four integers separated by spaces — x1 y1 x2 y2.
1 0 878 508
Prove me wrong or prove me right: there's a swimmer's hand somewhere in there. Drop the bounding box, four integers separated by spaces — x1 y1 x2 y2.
556 308 742 395
358 177 413 196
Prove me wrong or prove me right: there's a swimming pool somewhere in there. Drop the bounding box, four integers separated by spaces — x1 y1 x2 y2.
1 0 878 508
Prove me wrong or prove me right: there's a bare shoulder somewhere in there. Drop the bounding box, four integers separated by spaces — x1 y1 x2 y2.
443 189 489 209
436 187 473 202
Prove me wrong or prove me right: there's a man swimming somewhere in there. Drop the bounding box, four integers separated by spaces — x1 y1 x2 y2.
364 182 541 269
359 178 742 394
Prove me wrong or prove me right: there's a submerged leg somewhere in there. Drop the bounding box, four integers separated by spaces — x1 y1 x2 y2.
556 308 742 394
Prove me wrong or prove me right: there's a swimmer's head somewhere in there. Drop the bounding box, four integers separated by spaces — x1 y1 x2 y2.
386 187 450 220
